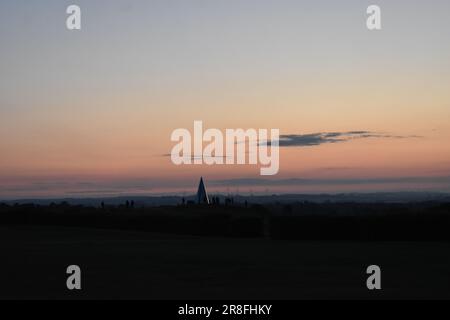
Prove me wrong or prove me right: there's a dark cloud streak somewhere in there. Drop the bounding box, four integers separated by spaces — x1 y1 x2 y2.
268 131 421 147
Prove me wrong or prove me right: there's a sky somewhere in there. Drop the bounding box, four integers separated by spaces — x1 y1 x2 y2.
1 0 450 199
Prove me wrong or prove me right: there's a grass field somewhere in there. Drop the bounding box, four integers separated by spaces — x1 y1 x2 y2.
1 225 449 299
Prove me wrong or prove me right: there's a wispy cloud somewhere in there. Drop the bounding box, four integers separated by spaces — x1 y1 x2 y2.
164 131 421 151
211 176 450 187
268 131 421 147
162 154 230 160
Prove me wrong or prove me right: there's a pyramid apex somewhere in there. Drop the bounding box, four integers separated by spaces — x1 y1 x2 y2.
197 177 210 204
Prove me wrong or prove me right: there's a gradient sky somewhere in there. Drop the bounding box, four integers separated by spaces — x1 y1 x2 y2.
1 0 450 199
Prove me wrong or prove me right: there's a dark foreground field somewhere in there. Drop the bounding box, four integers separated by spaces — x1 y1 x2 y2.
1 225 449 300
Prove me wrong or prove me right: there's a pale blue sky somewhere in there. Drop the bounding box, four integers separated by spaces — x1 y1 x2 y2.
2 0 450 112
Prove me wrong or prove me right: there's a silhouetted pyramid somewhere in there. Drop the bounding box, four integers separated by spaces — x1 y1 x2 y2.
197 177 210 204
